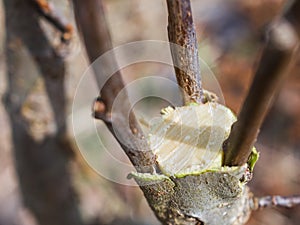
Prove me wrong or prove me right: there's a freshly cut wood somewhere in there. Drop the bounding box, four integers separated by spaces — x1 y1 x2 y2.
148 103 236 176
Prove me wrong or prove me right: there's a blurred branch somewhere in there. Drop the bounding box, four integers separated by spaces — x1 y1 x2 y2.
72 0 158 173
286 0 300 37
29 0 73 42
3 0 84 224
166 0 203 104
223 11 299 165
252 195 300 209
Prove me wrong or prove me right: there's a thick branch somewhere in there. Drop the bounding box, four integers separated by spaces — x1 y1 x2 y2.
72 0 158 173
166 0 203 104
4 0 83 224
223 19 299 166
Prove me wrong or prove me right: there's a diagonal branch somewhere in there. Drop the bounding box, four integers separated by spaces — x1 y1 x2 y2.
223 3 299 166
29 0 73 42
72 0 158 173
166 0 204 104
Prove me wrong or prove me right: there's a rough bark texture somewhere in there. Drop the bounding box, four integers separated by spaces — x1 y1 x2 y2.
166 0 203 104
3 0 83 225
130 167 253 225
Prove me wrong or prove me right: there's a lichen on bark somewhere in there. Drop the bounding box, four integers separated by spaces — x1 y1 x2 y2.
129 103 258 225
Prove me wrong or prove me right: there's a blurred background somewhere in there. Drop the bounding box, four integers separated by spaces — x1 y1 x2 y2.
0 0 299 225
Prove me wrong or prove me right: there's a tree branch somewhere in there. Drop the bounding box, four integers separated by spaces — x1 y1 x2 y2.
223 17 299 166
3 0 83 224
29 0 73 42
166 0 203 104
286 0 300 37
72 0 158 173
252 195 300 209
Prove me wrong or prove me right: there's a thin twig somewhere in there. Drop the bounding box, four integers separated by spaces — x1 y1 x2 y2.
29 0 73 42
72 0 158 173
166 0 203 104
223 18 299 166
252 195 300 210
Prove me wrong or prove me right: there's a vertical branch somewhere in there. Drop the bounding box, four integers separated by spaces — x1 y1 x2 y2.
3 0 84 224
166 0 203 104
72 0 158 173
223 19 299 166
